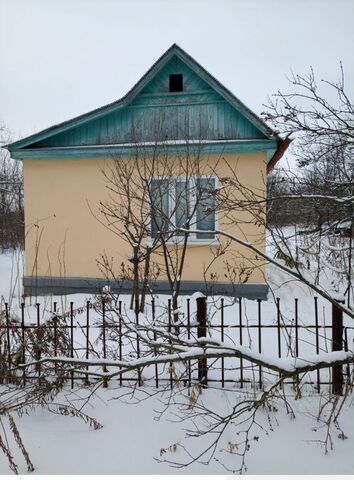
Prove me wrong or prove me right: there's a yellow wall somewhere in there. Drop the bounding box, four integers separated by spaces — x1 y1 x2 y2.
23 152 267 284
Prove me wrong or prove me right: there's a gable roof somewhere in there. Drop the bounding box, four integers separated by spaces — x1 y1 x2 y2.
4 44 289 168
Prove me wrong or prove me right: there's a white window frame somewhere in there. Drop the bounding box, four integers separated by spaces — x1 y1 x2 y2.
148 175 219 246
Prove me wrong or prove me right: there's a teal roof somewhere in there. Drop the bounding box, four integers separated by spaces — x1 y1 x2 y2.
5 44 284 163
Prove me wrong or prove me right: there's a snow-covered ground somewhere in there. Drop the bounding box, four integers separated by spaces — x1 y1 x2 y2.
0 241 353 475
2 386 354 475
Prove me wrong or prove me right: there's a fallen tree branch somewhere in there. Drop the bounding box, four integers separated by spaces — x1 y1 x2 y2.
15 338 354 381
175 227 354 319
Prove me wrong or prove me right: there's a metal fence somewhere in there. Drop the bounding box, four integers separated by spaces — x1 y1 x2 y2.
0 295 353 393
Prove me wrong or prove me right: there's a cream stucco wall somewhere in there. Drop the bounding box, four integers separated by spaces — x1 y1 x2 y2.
23 152 267 284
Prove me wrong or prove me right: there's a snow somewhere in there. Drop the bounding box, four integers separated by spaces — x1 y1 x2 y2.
190 291 206 300
29 348 354 376
0 240 353 475
101 284 111 293
1 386 353 475
0 248 24 307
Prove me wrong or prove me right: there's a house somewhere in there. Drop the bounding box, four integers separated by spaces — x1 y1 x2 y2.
5 44 289 299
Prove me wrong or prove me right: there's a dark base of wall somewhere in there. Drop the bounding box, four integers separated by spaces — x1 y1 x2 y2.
23 276 269 300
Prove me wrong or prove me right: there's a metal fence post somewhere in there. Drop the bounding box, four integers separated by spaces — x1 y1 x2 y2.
21 302 26 385
152 299 159 388
136 307 142 387
295 298 299 385
168 299 173 389
187 298 191 388
5 303 10 374
86 301 90 384
70 301 74 389
196 295 208 387
276 297 282 385
332 302 344 395
314 296 320 393
118 300 123 386
257 299 262 389
102 300 108 388
53 302 58 376
239 299 243 388
36 303 41 377
221 298 224 388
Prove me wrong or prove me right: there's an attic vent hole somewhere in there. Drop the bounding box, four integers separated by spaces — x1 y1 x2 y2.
169 74 183 92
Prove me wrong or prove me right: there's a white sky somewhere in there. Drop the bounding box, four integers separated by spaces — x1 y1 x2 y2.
1 0 354 145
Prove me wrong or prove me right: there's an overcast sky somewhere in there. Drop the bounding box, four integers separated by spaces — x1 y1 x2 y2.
1 0 353 143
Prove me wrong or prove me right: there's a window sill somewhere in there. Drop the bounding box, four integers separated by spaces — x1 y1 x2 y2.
147 237 220 247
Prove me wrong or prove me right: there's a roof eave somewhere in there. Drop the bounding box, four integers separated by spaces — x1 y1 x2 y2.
8 138 279 161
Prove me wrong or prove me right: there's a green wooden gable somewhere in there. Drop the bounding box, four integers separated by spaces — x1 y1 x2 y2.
5 44 286 164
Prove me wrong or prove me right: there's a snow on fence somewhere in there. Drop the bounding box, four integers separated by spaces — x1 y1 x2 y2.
0 295 353 393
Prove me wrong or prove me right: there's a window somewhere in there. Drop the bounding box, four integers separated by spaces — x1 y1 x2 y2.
150 177 217 241
169 74 183 92
195 178 216 239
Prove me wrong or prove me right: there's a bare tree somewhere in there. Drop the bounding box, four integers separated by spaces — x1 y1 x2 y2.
0 124 24 252
98 138 223 325
70 67 354 471
13 295 353 472
2 67 354 474
263 64 354 307
262 63 354 165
